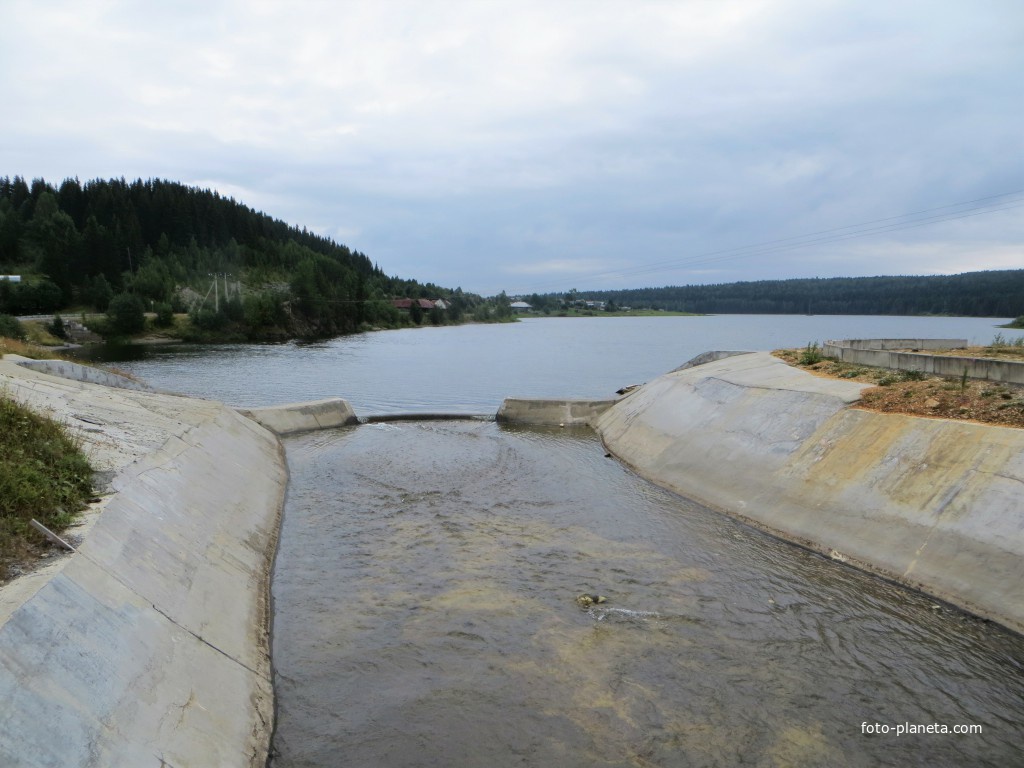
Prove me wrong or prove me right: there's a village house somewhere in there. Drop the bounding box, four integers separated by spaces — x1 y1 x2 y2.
391 298 436 311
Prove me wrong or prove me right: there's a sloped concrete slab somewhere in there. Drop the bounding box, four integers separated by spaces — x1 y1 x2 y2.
0 358 285 767
596 351 1024 633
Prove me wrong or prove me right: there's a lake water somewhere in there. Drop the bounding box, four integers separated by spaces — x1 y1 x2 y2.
86 315 1024 766
93 314 1018 414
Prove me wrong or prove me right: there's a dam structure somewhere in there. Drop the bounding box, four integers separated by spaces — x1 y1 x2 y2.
1 346 1022 764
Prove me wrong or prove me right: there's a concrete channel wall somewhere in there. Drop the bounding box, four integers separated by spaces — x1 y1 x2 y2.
829 338 967 351
670 350 754 372
238 397 359 435
594 351 1024 634
823 338 1024 384
496 397 618 427
9 355 161 392
0 360 287 767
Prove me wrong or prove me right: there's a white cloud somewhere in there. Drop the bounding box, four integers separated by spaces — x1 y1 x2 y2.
0 0 1021 296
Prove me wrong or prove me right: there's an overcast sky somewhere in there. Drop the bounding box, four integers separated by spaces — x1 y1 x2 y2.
2 0 1021 296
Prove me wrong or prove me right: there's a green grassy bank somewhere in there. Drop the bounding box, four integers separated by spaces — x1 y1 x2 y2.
0 391 93 579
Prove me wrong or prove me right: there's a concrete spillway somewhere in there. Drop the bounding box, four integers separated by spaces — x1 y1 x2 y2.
2 346 1023 765
0 359 286 767
591 351 1024 634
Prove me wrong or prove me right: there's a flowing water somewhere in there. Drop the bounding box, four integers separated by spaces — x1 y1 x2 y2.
80 315 1024 765
270 421 1024 767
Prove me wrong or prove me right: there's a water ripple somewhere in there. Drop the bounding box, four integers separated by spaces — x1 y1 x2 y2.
271 421 1024 768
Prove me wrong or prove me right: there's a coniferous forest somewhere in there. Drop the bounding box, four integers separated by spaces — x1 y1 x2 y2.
0 176 486 339
558 271 1024 318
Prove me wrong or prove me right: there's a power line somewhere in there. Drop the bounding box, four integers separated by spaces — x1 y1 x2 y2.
594 189 1024 280
523 193 1024 291
609 201 1024 281
514 189 1024 294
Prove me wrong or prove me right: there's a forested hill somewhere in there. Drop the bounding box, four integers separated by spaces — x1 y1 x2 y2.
0 175 470 337
569 271 1024 317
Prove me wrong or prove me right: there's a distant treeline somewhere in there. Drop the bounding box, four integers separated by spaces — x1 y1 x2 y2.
556 272 1024 317
0 175 483 338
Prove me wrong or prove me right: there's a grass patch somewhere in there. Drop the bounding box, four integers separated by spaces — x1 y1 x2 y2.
878 369 927 386
0 391 94 579
0 335 60 360
21 320 66 347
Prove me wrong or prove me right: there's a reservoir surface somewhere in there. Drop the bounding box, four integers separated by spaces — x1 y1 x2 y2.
270 421 1024 767
92 314 1020 413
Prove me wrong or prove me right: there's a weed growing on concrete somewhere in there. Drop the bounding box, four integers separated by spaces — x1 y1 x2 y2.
799 341 823 365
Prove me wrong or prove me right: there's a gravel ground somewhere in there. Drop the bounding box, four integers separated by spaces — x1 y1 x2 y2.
773 348 1024 429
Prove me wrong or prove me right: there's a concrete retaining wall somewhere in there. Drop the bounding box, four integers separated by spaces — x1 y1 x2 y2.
496 397 618 427
9 355 161 392
594 352 1024 634
829 338 967 351
0 366 286 767
237 397 359 435
823 338 1024 384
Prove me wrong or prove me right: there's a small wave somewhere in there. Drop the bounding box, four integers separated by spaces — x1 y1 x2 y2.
589 606 663 622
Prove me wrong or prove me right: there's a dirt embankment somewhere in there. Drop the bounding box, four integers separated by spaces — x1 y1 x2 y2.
773 347 1024 429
